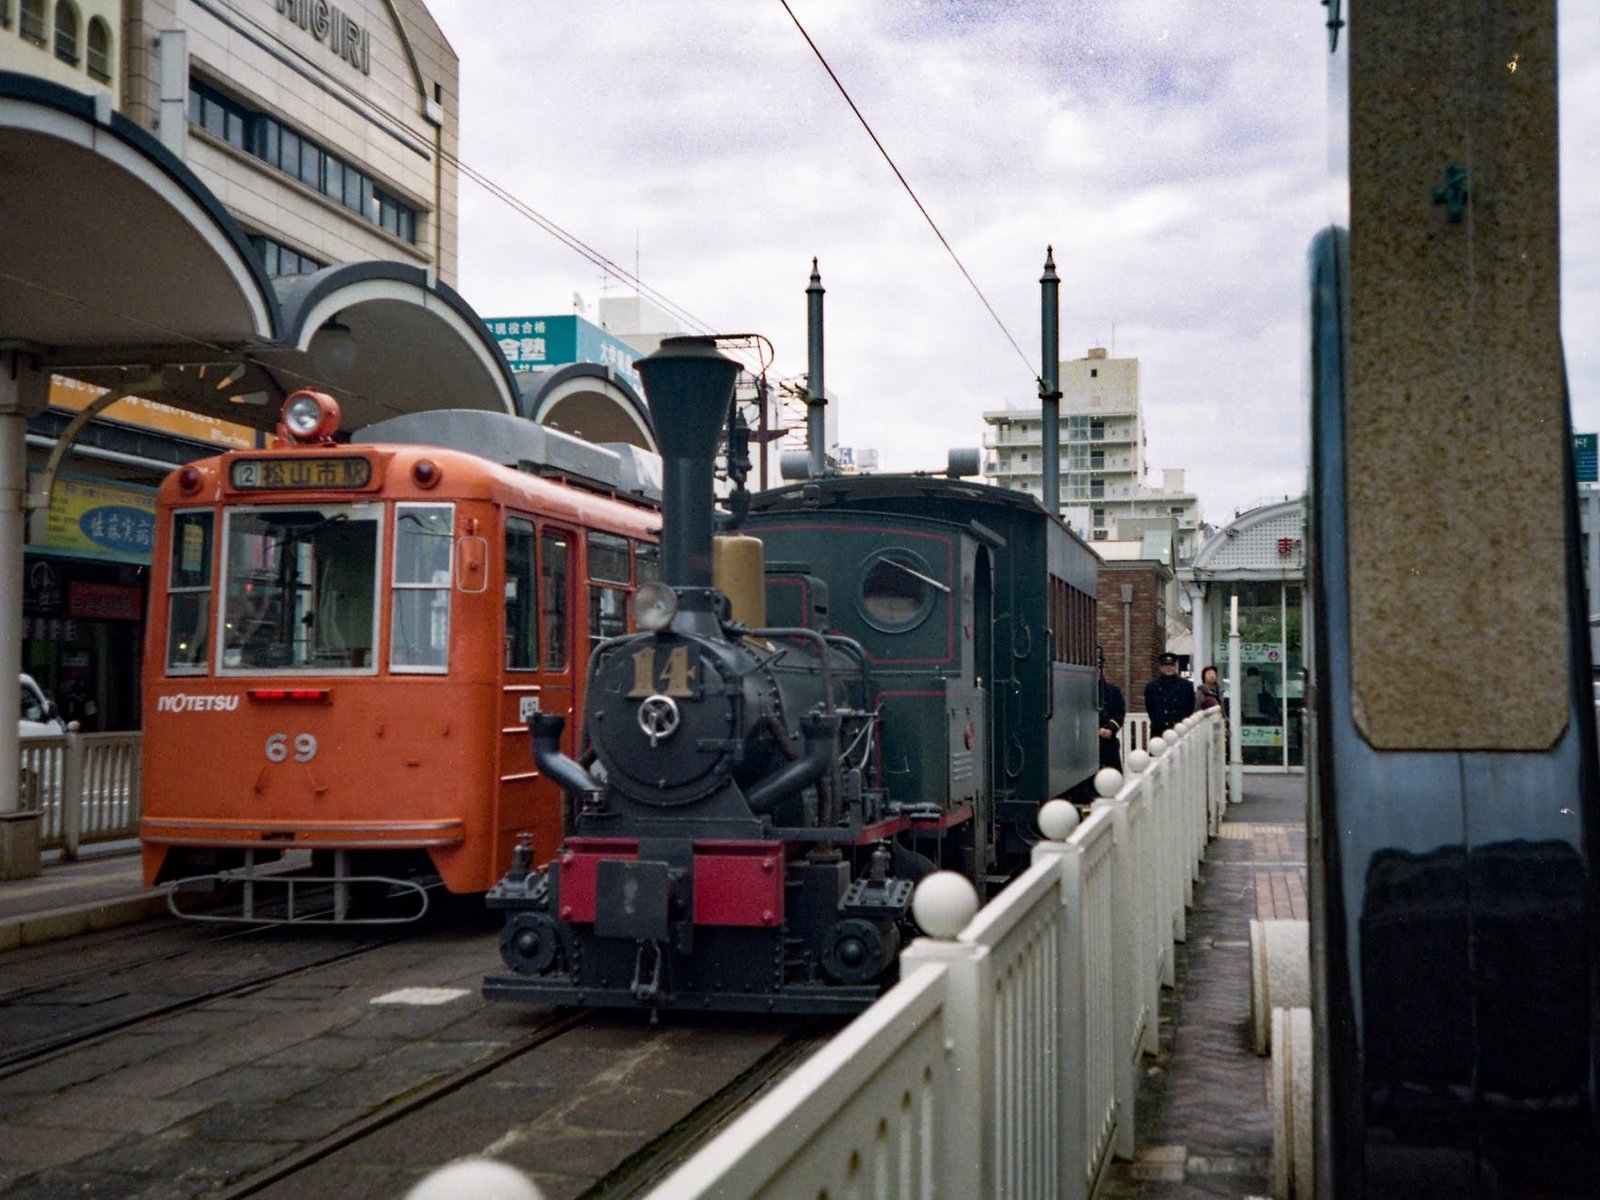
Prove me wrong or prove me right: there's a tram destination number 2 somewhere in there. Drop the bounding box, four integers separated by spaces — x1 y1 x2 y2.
265 733 319 763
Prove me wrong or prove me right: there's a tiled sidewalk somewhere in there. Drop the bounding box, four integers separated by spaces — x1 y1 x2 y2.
1101 774 1307 1198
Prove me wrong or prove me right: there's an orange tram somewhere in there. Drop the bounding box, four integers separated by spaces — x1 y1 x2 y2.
139 390 660 921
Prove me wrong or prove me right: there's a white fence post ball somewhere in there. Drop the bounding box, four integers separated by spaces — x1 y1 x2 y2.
1126 748 1152 775
1039 799 1080 840
406 1160 544 1200
912 870 980 938
1093 767 1122 798
1148 735 1169 757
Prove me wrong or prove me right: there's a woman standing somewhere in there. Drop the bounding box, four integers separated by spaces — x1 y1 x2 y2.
1196 665 1223 711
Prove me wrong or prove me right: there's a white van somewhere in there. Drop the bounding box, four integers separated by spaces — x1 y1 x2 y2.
20 674 66 738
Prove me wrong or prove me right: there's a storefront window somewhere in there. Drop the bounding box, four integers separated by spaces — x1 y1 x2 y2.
1212 579 1305 768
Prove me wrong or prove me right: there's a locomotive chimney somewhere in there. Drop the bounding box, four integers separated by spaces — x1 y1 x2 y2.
806 258 826 479
634 336 741 590
1040 246 1061 519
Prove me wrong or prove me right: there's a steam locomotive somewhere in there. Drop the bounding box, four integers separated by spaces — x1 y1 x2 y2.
484 336 1100 1014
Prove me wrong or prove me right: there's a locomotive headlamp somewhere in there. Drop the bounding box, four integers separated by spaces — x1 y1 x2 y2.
280 390 341 443
632 581 678 632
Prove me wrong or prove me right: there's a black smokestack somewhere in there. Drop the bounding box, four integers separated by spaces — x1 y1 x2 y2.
634 336 740 589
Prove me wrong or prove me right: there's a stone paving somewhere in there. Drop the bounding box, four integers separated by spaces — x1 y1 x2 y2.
1101 773 1307 1199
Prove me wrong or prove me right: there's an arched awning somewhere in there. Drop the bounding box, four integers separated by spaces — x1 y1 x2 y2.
519 363 656 452
0 71 518 434
0 72 279 400
270 262 520 433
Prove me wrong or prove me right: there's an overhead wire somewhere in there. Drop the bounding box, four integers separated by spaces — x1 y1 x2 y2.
440 147 773 378
776 0 1040 387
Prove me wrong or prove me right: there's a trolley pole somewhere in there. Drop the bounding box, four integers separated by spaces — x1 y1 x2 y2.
1228 592 1243 805
1039 247 1061 519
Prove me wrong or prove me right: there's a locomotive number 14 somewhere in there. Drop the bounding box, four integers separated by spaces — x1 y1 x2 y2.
628 645 698 698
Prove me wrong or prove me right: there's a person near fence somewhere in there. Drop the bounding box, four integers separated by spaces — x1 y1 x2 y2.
1144 651 1195 737
1196 665 1222 712
1097 660 1125 771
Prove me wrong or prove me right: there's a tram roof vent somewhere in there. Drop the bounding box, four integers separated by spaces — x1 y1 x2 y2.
354 410 662 504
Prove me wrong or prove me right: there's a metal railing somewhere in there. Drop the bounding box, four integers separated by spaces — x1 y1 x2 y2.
17 731 142 857
645 708 1225 1200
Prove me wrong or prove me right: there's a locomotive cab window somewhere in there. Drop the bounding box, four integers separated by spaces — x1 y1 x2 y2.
391 504 454 672
166 509 214 673
857 548 943 633
219 503 381 673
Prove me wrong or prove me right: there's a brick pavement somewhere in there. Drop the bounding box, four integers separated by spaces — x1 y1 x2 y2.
1100 773 1307 1198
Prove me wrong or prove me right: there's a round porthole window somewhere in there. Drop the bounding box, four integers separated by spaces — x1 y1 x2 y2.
858 549 940 632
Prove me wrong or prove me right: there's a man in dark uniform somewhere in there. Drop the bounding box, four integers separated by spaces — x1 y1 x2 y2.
1144 651 1195 737
1097 655 1125 771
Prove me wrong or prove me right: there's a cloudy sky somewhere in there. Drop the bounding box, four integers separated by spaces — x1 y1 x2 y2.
426 1 1598 526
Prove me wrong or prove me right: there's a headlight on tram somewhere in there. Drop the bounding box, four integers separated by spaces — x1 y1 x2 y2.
281 390 342 443
632 582 678 632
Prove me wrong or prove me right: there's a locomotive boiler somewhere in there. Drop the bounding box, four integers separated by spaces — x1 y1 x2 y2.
485 334 1100 1014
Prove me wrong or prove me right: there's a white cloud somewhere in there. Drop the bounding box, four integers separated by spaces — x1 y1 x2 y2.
429 0 1593 522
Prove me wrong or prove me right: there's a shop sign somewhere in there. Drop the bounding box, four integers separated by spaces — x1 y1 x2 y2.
486 314 645 396
275 0 372 75
1240 642 1283 664
69 582 142 622
24 560 64 616
1239 726 1284 747
30 473 157 564
48 376 256 450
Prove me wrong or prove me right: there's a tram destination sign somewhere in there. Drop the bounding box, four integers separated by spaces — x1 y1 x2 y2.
230 457 372 490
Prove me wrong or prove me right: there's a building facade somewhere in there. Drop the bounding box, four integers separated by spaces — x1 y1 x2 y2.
3 0 461 730
982 348 1203 559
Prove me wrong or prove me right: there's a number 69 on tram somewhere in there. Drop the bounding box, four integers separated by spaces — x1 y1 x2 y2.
139 390 660 922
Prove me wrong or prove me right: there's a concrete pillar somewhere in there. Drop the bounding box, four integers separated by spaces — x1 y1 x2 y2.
1 352 47 878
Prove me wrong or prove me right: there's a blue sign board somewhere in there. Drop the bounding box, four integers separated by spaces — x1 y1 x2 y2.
1575 433 1598 484
484 314 644 396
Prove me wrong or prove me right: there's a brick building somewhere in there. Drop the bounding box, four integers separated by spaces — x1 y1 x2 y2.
1094 554 1172 713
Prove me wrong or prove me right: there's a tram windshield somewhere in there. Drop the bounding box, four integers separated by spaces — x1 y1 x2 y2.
218 503 382 673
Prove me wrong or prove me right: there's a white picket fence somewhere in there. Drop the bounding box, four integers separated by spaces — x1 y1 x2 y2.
17 731 142 857
646 707 1225 1200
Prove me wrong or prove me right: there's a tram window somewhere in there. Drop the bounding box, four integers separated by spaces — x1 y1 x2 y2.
590 586 627 650
391 504 453 672
167 510 213 673
540 531 570 671
588 531 630 584
634 541 660 585
220 504 380 672
504 517 538 670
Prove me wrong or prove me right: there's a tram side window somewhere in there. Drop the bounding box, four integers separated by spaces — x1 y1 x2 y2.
505 517 538 669
167 510 213 672
540 531 570 671
588 531 630 650
634 541 660 585
391 504 454 671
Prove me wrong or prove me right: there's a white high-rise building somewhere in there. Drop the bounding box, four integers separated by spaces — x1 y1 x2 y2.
982 347 1204 560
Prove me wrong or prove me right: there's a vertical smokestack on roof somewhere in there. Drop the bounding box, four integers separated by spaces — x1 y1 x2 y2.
633 336 740 590
806 259 826 479
1040 247 1062 519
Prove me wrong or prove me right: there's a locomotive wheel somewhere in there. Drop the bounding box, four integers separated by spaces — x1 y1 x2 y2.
501 912 562 976
821 917 900 985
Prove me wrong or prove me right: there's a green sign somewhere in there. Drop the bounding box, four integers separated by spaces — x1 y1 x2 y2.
1576 433 1598 483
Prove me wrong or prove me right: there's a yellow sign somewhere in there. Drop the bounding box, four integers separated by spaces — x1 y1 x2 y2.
49 375 257 451
29 473 158 562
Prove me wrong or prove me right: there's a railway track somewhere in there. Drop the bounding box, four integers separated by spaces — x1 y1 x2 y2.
0 911 838 1200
